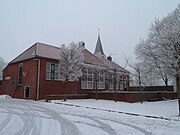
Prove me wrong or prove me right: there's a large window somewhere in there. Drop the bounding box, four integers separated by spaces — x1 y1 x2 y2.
108 74 126 90
81 67 105 89
18 63 23 85
97 70 105 89
123 75 127 90
108 73 113 89
46 63 59 80
81 67 93 89
119 76 124 90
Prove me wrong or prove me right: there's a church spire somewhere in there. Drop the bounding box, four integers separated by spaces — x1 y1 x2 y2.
94 29 106 58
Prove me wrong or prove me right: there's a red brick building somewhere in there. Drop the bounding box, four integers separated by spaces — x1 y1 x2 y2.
1 36 129 100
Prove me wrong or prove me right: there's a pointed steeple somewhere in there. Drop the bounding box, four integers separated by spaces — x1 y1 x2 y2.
94 29 106 58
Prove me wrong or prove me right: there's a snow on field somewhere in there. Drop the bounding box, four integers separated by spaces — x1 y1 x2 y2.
0 95 11 99
0 98 180 135
53 99 179 118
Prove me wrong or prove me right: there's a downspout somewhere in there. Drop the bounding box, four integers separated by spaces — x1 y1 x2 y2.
34 58 40 100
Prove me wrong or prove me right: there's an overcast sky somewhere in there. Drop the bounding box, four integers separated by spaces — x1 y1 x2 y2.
0 0 179 65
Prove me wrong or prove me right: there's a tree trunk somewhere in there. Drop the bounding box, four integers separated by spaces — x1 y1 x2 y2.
113 70 117 102
114 86 117 102
114 78 117 102
165 78 168 87
138 69 143 104
95 80 98 100
176 74 180 116
64 78 68 101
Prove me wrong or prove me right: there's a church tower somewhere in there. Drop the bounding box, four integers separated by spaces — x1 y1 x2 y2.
94 31 106 59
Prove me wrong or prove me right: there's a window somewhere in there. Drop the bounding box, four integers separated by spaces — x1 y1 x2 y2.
24 86 30 98
123 75 127 90
46 63 59 80
51 64 55 79
116 76 120 90
46 63 51 80
108 73 120 90
18 63 23 85
81 67 93 89
97 70 105 89
108 73 113 89
119 76 123 90
81 68 105 89
55 64 59 80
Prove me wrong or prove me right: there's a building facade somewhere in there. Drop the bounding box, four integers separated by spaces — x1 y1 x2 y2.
1 36 129 100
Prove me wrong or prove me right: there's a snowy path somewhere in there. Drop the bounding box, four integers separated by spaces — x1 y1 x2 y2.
0 99 78 135
0 98 180 135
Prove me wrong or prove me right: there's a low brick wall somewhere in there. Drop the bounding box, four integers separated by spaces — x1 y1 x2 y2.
129 86 174 92
0 80 2 95
88 91 177 103
0 86 2 95
46 94 89 101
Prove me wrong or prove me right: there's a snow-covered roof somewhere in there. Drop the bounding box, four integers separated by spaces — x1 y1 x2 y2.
83 49 104 67
10 42 60 64
9 42 129 74
9 42 105 67
98 57 129 73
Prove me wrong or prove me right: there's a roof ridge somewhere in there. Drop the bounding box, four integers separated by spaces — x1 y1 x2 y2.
36 42 60 50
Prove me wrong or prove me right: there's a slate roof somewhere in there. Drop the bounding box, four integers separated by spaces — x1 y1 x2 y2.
83 49 104 67
9 42 105 67
9 42 59 64
9 42 128 74
94 34 105 55
98 57 129 73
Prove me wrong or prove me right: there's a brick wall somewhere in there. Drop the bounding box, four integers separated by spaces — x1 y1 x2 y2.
0 87 1 95
38 59 78 99
2 58 80 100
0 80 2 94
2 59 38 99
129 86 174 92
88 91 177 103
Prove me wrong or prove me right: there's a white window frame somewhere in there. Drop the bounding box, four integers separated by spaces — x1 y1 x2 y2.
123 75 127 90
81 67 93 89
108 73 113 89
119 75 123 90
46 63 60 80
97 70 105 89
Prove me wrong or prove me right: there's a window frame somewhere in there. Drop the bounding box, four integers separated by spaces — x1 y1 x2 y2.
81 67 93 89
46 63 60 80
97 70 105 89
24 86 30 98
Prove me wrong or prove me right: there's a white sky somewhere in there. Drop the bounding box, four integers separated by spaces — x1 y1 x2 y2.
0 0 179 65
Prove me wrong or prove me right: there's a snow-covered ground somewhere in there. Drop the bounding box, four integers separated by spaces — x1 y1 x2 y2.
53 99 179 119
0 96 180 135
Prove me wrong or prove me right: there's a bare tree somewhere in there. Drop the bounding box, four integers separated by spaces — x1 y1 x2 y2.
126 60 144 103
113 68 117 102
136 5 180 115
0 56 6 80
135 39 171 86
92 68 99 100
59 42 84 101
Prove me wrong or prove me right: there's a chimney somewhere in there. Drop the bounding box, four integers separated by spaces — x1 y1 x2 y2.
107 56 112 61
79 41 85 48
